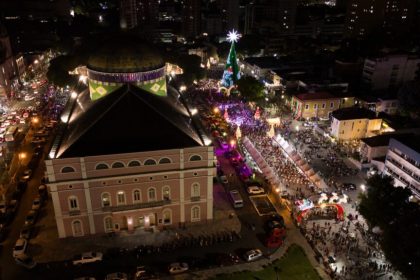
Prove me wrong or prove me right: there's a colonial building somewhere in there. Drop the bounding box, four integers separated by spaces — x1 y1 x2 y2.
290 92 341 120
330 107 382 141
46 39 214 238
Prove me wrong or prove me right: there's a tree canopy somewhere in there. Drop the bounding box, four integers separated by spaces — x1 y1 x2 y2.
46 55 79 88
359 175 420 279
236 76 265 103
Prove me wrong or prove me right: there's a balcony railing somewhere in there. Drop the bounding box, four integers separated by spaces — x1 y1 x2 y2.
190 196 201 202
69 209 81 216
102 199 171 212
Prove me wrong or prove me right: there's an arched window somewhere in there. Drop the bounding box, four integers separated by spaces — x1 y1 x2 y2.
144 159 157 166
95 163 109 170
61 166 75 173
159 157 171 164
117 191 126 205
133 189 141 203
101 192 111 207
68 196 79 210
191 183 200 198
112 162 125 168
72 220 84 237
162 186 170 200
191 206 200 222
128 160 141 167
104 217 113 232
148 187 156 202
162 209 172 225
189 155 202 161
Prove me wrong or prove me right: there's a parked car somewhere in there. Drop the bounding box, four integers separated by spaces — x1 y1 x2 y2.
243 249 263 262
247 186 265 195
24 210 38 226
21 169 33 181
7 200 19 215
220 175 228 185
0 200 7 214
168 262 189 274
20 226 33 239
38 184 47 198
72 252 103 265
104 272 128 280
266 220 285 231
13 238 28 257
15 254 37 269
31 197 42 211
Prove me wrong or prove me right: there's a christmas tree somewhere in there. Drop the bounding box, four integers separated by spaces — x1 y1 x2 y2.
221 30 241 88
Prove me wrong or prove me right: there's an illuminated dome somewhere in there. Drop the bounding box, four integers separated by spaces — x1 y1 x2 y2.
87 43 164 73
86 37 167 100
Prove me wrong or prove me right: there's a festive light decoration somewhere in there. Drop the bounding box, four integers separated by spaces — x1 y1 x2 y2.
224 109 230 122
221 30 241 88
254 107 261 120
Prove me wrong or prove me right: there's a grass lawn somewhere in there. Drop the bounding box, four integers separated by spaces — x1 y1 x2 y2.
212 244 322 280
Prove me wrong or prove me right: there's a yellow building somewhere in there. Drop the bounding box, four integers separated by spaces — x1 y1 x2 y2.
331 107 382 141
291 92 341 120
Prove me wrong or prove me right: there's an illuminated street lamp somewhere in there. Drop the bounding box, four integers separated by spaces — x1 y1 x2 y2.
19 152 27 160
230 139 236 147
71 91 78 99
79 75 88 84
179 85 187 92
295 125 300 131
360 184 366 192
213 107 220 114
31 117 39 124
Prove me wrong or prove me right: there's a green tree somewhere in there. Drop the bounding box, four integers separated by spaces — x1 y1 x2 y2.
46 55 79 88
359 175 420 279
236 76 265 102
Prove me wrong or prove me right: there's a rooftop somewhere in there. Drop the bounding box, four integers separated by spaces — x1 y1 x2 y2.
361 133 412 147
54 84 204 158
391 134 420 154
332 107 378 121
87 37 164 73
294 92 339 101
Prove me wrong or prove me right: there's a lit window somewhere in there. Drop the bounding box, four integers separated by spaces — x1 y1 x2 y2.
117 191 126 205
163 209 172 224
101 193 111 207
162 186 170 200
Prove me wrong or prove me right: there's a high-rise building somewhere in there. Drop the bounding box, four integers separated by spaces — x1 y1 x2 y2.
345 0 416 37
120 0 159 30
244 0 297 35
182 0 201 38
362 54 420 90
219 0 240 31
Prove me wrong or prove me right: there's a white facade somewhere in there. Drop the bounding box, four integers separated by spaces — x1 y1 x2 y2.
362 54 420 90
331 117 382 141
376 98 399 115
384 138 420 198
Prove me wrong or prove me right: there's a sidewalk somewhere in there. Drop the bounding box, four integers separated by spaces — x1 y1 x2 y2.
189 195 331 280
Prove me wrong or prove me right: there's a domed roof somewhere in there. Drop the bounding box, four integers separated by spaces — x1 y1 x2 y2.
87 40 164 73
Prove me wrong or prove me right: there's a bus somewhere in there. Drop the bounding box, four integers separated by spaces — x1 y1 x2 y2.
229 190 244 208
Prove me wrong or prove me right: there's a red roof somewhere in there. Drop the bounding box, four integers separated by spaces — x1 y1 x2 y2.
294 92 339 101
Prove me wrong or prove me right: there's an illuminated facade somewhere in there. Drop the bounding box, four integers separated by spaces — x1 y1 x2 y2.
47 39 214 238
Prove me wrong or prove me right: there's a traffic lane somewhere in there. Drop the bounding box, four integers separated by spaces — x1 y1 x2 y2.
0 138 49 279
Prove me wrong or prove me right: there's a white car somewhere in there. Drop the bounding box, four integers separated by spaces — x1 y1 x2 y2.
243 249 263 262
247 186 265 195
13 238 28 258
168 262 189 274
105 272 128 280
72 252 103 265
